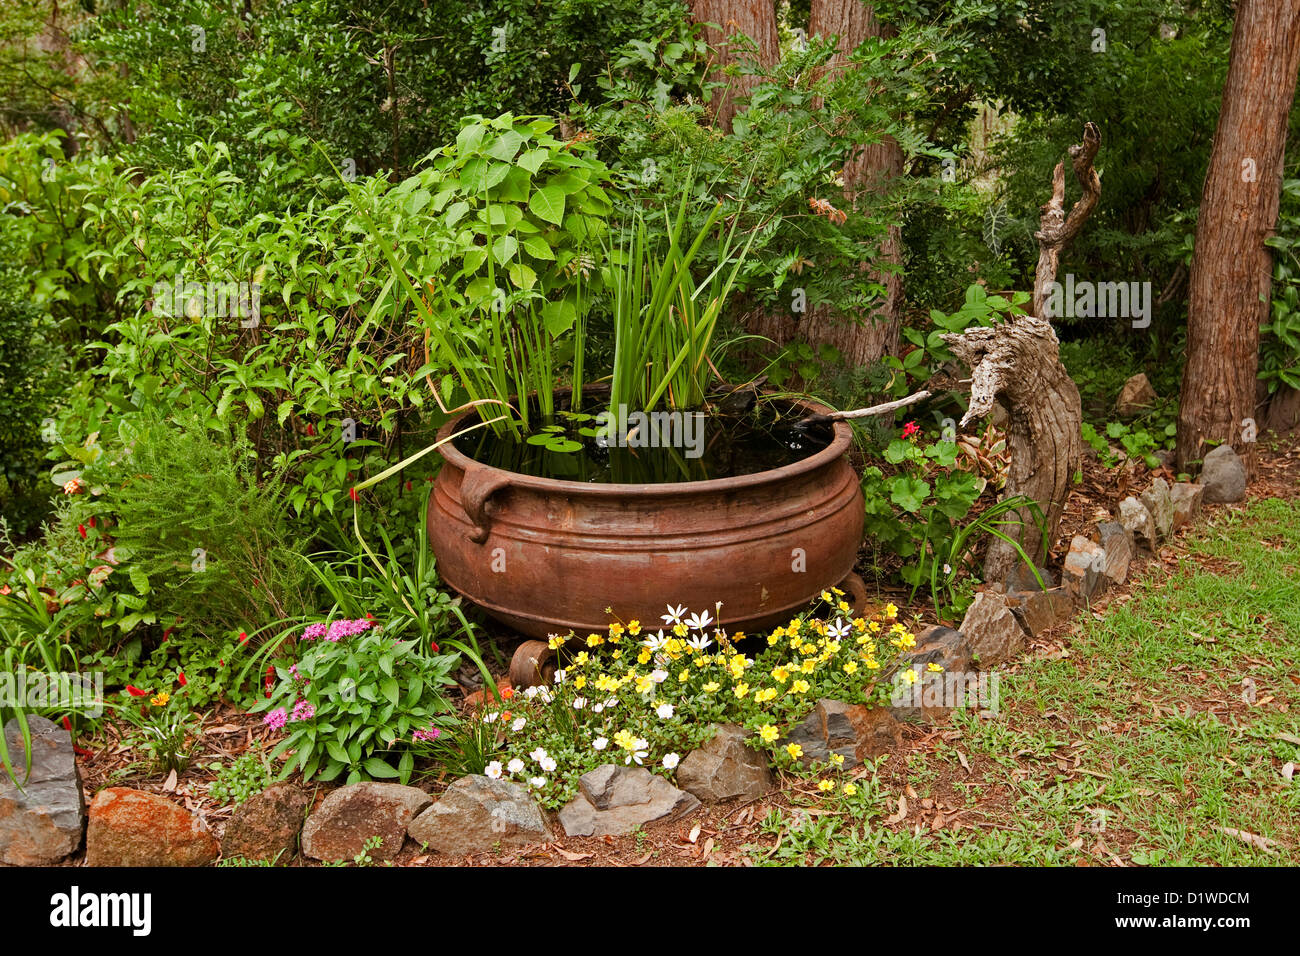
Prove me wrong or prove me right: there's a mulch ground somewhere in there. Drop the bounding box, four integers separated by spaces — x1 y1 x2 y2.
64 436 1300 867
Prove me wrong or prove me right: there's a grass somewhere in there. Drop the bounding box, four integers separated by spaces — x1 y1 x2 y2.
750 497 1300 866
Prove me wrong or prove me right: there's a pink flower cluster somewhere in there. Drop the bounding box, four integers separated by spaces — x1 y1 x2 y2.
413 726 442 743
264 699 316 730
263 708 288 730
300 618 377 642
291 699 315 722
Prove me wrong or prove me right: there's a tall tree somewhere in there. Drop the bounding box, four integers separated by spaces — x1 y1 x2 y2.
688 0 780 133
746 0 905 367
1176 0 1300 469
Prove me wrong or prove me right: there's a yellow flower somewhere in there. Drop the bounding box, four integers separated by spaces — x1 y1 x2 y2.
903 669 917 684
759 724 779 743
733 682 749 698
613 729 637 751
703 681 720 693
628 620 641 635
672 622 688 637
694 657 708 668
637 649 652 665
574 675 586 690
843 661 858 675
679 669 690 683
785 743 803 760
865 658 881 670
791 679 810 694
837 600 851 614
547 634 568 650
150 692 169 707
818 779 835 792
635 675 655 694
800 660 816 674
574 650 590 667
927 662 944 673
830 753 845 767
884 602 898 619
852 617 867 631
608 622 625 638
595 674 620 692
843 783 858 796
771 665 790 684
612 649 622 660
869 620 882 633
755 687 777 703
820 590 833 602
586 633 604 647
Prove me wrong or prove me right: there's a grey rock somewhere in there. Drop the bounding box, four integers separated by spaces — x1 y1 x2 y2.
1119 496 1158 552
959 591 1028 666
1005 564 1057 593
0 716 85 865
676 723 772 803
408 775 550 856
220 782 309 864
1169 482 1205 530
1200 445 1247 503
1116 373 1158 417
1062 535 1108 604
558 765 699 838
900 625 974 673
1094 520 1133 585
781 699 905 761
1005 587 1072 638
1141 478 1175 540
301 782 431 863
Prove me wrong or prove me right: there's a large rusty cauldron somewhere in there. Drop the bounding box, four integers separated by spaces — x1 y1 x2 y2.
428 396 865 662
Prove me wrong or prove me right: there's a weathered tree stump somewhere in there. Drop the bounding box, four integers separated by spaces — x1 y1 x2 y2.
941 123 1098 586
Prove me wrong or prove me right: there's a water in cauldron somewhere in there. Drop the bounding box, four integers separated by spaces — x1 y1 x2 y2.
452 396 835 484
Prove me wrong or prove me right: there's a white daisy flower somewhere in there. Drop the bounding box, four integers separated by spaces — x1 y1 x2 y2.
483 711 499 724
593 736 609 751
524 685 539 699
662 604 688 625
649 669 669 684
572 697 587 710
663 752 680 770
656 703 674 719
627 739 649 765
507 758 525 774
592 703 604 714
485 761 503 779
512 717 527 731
539 755 557 773
686 633 713 652
642 629 670 652
554 669 566 684
684 610 714 632
529 776 547 788
529 747 548 763
827 617 851 639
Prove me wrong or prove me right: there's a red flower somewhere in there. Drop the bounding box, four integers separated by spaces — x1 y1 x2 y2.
405 480 413 492
349 487 359 503
177 671 187 687
430 641 440 654
901 421 920 439
306 423 315 436
77 524 87 539
238 631 248 644
88 516 96 528
126 685 149 697
161 627 173 642
264 665 276 697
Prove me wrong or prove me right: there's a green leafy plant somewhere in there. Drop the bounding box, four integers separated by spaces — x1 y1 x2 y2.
113 687 202 775
207 750 276 806
252 620 459 785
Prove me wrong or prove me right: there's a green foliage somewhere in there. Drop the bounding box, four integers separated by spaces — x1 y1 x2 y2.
112 688 202 774
1262 179 1300 394
253 624 460 785
891 284 1030 396
207 750 276 806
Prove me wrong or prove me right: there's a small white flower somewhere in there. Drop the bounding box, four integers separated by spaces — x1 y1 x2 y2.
524 685 539 699
539 755 557 773
593 736 609 751
512 717 527 732
572 697 587 710
529 747 548 763
603 697 618 709
485 761 503 779
483 711 499 724
553 669 566 684
685 610 714 632
507 758 525 774
656 703 674 719
649 669 669 685
827 617 851 639
529 776 547 788
686 633 712 652
663 752 680 770
627 739 649 765
643 630 670 652
592 703 604 714
662 603 688 625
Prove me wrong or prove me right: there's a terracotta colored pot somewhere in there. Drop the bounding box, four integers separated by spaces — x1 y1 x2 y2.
428 396 864 641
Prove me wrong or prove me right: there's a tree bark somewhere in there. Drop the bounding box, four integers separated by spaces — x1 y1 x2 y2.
942 125 1098 586
743 0 905 368
689 0 780 134
1176 0 1300 470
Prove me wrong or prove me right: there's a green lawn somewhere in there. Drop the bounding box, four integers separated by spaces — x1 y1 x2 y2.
751 497 1300 866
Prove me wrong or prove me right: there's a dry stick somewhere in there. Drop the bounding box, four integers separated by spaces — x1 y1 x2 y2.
797 389 932 426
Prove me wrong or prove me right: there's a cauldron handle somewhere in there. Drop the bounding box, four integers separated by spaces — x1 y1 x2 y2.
460 465 512 543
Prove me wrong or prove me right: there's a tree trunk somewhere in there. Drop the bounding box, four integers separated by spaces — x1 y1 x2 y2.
943 124 1098 586
1176 0 1300 470
744 0 905 368
689 1 780 134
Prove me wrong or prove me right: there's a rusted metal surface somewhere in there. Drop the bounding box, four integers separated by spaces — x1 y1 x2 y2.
428 398 864 639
